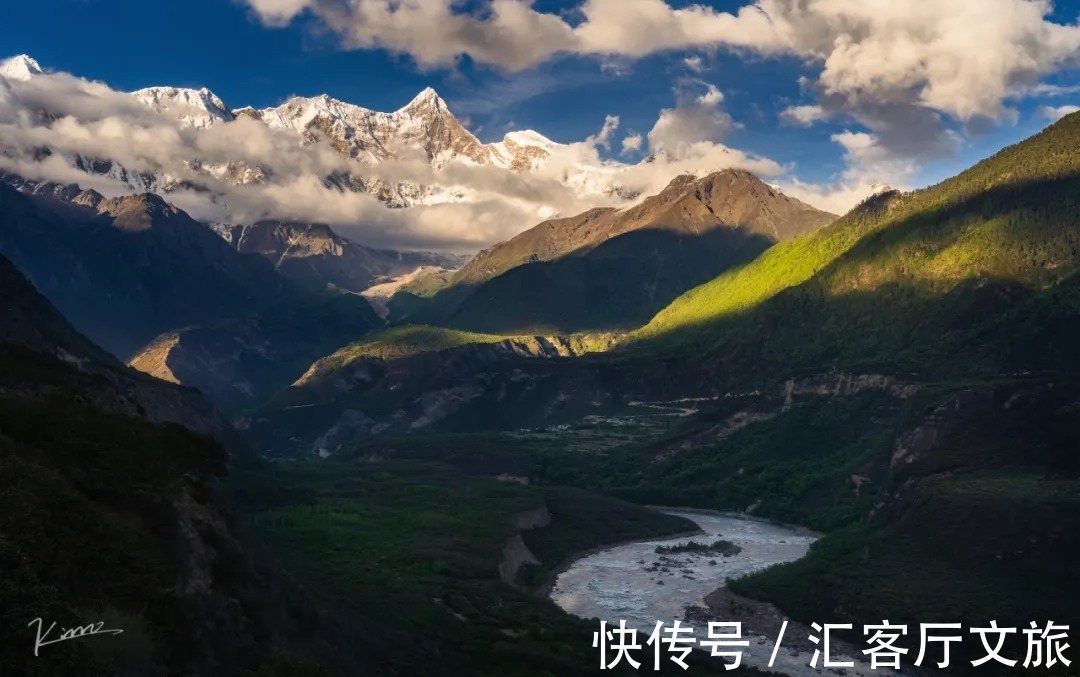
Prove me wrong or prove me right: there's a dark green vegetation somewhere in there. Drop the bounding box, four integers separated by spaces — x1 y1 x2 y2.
0 253 394 675
654 540 741 557
0 344 380 676
630 112 1080 383
231 461 743 676
730 384 1080 675
598 389 910 531
391 170 835 334
275 111 1080 676
0 354 230 677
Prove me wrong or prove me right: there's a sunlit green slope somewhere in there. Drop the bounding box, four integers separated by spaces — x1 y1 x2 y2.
632 111 1080 376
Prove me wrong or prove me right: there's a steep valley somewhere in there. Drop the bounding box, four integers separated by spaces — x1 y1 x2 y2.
227 110 1080 675
3 78 1080 677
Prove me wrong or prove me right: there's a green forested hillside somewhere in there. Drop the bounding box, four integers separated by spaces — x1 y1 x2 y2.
579 112 1080 675
632 111 1080 380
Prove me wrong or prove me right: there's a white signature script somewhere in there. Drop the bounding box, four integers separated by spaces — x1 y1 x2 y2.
28 618 124 656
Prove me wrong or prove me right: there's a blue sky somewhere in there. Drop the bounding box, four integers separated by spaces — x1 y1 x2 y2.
4 0 1080 216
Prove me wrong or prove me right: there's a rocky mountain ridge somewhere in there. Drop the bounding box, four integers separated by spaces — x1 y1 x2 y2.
453 168 836 287
392 168 837 334
0 55 625 213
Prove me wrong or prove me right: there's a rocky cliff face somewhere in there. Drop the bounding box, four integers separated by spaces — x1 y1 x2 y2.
498 505 552 587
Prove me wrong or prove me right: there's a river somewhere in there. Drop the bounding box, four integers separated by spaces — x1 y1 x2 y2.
550 509 904 676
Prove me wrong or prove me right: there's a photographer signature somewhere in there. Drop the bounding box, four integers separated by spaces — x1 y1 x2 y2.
28 618 124 656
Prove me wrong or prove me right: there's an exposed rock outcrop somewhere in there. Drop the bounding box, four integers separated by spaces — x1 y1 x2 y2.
498 505 553 587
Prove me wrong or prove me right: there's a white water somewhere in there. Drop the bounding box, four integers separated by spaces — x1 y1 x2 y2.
550 510 904 676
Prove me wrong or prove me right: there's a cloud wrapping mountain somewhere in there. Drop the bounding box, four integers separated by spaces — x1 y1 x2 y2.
240 0 1080 214
0 58 789 250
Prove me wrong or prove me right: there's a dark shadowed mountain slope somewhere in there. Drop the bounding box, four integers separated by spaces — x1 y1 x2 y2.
391 169 836 333
0 251 409 676
0 251 236 441
0 182 304 359
217 219 467 293
128 292 383 413
0 182 385 411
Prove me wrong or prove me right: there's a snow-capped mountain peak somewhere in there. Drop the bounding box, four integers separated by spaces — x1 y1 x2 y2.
132 86 235 128
488 130 563 171
0 54 43 81
7 61 630 221
503 129 561 151
400 86 446 112
255 94 379 135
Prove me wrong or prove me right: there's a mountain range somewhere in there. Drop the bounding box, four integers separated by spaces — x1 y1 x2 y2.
2 54 629 218
4 48 1080 677
0 181 301 357
391 168 836 333
234 113 1080 672
0 179 387 413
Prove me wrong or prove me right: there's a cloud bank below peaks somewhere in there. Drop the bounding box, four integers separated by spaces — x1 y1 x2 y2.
0 62 795 251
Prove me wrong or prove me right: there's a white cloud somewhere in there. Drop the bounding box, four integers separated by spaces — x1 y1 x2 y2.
1041 104 1080 121
647 83 736 159
0 70 609 250
241 0 313 25
590 114 620 150
238 0 1080 210
243 0 1080 122
4 52 996 250
780 104 828 127
232 0 1080 224
1 66 799 250
772 127 939 215
1020 83 1080 97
